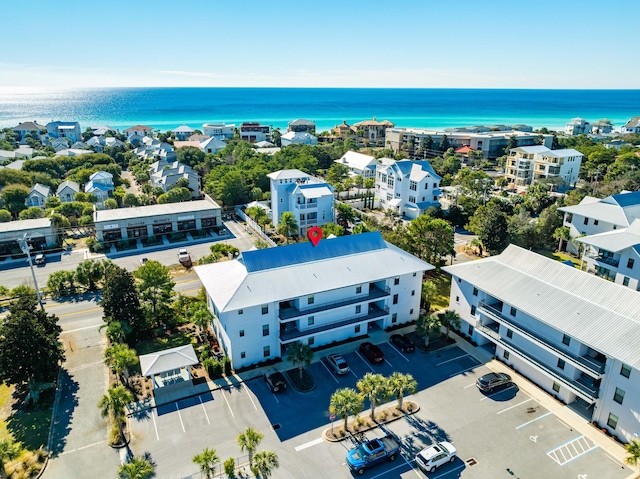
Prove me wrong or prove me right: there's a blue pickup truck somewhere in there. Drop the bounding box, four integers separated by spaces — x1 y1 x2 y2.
346 435 401 475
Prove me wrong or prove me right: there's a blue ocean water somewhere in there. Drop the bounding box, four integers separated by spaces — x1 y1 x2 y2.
0 88 638 133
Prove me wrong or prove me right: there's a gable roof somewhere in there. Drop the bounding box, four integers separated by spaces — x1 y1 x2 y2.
289 118 315 126
56 180 80 194
443 244 640 368
139 345 198 377
124 125 153 133
577 219 640 253
199 137 227 150
173 125 195 133
30 183 51 197
558 191 640 226
267 169 310 181
335 151 377 171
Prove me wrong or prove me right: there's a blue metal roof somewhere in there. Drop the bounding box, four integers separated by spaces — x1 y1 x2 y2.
610 191 640 208
241 231 388 272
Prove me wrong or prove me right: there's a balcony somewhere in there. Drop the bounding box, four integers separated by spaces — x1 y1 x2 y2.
295 203 317 210
477 302 606 375
475 323 598 402
279 305 389 342
586 252 619 268
279 285 390 320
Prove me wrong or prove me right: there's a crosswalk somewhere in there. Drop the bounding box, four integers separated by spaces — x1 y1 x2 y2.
547 435 598 466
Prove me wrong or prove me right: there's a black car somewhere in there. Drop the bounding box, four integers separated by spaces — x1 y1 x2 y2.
263 371 287 393
390 334 415 353
476 372 512 393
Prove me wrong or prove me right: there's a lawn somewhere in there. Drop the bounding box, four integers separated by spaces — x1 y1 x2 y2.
0 383 52 453
537 249 583 268
134 333 194 357
426 270 452 313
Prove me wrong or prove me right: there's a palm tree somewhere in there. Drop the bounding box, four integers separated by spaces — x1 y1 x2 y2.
98 385 133 446
277 211 299 238
336 203 355 225
415 314 442 349
438 310 461 340
553 226 571 252
190 303 214 340
192 447 219 478
117 455 155 479
104 344 138 385
237 427 264 467
251 450 279 478
625 439 640 467
75 259 104 291
357 373 388 421
388 372 417 411
421 280 437 313
286 341 313 380
330 387 364 433
0 439 20 479
469 238 483 256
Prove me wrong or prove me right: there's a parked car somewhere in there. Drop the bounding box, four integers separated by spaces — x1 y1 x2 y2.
415 441 457 473
476 372 512 393
326 353 350 375
390 334 415 352
178 248 192 267
359 342 385 364
33 253 46 265
263 371 287 393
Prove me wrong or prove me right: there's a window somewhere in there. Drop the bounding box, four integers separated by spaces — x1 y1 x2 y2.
471 305 476 316
408 196 416 204
356 284 362 294
468 325 474 336
387 177 394 187
503 350 510 360
433 196 438 201
510 307 517 316
409 180 417 191
413 272 417 277
583 218 589 225
355 325 361 334
458 278 461 282
627 258 635 269
308 316 314 326
473 287 478 296
621 364 631 378
623 277 630 287
263 346 270 358
394 276 400 285
239 329 245 337
262 324 269 336
557 358 565 370
308 337 314 346
356 305 361 314
455 296 460 303
387 194 392 201
241 351 246 359
594 220 599 226
552 382 560 393
411 290 415 296
562 334 571 346
506 329 513 339
393 294 398 304
392 313 397 323
607 413 618 429
238 309 243 315
261 304 269 315
613 387 625 404
410 308 414 314
307 295 314 305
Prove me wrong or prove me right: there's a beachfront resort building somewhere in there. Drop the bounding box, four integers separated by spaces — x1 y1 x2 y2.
352 117 395 142
504 145 582 188
376 159 442 219
239 122 270 143
443 245 640 443
267 169 334 236
195 231 432 369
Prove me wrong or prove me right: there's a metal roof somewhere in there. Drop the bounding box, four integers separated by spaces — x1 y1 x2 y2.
577 219 640 252
94 197 220 223
336 151 377 171
443 245 640 368
195 232 433 312
0 218 51 234
139 344 198 377
267 169 310 180
558 196 638 227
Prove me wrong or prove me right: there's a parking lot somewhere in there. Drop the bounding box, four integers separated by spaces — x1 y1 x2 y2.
128 341 632 478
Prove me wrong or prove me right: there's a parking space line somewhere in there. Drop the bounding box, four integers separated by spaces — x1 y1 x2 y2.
428 464 466 478
480 384 517 400
221 389 235 417
496 398 532 415
294 437 324 452
384 359 394 367
464 382 476 389
175 403 185 432
436 353 469 366
320 360 340 384
355 351 375 372
449 363 479 377
199 396 211 425
516 412 551 429
387 342 410 362
152 408 159 441
243 383 258 410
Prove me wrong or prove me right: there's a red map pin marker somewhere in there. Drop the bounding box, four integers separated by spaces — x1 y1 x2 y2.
307 226 322 247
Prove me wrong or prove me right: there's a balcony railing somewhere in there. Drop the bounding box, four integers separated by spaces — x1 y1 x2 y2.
279 285 390 320
279 305 389 342
478 302 606 375
295 203 317 210
475 323 599 402
586 252 619 268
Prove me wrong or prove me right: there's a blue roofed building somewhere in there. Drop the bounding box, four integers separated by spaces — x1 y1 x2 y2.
376 159 442 219
267 169 334 236
195 231 433 369
84 171 114 207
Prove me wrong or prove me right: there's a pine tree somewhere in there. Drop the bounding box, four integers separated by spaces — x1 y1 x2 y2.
101 263 144 342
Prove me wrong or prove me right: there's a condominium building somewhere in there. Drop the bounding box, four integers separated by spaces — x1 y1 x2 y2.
202 123 235 139
443 245 640 443
239 122 270 143
376 159 442 219
505 145 582 187
267 169 334 236
195 232 432 369
558 190 640 255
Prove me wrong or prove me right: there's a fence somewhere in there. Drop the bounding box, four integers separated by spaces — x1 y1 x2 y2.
234 207 277 248
181 454 253 479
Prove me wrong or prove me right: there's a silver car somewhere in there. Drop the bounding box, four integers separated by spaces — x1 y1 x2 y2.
326 353 350 375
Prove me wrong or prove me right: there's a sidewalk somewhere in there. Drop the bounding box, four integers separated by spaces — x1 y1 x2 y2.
450 331 637 478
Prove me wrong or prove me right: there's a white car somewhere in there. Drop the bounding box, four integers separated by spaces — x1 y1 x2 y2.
326 353 350 375
415 442 457 473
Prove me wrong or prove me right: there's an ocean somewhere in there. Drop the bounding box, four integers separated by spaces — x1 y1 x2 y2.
0 88 638 133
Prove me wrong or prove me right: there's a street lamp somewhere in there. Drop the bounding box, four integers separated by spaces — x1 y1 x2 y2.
18 234 44 310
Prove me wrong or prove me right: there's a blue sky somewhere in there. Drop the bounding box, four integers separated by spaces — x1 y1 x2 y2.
1 0 638 89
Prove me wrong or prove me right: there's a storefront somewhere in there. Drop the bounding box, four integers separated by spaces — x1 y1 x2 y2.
0 218 57 261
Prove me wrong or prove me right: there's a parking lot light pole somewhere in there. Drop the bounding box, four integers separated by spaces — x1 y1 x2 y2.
19 235 44 310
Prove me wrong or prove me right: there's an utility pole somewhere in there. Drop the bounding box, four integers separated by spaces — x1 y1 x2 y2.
18 235 44 310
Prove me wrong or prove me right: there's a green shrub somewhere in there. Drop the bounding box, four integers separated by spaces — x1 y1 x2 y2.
224 458 236 478
222 356 232 376
204 358 223 379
